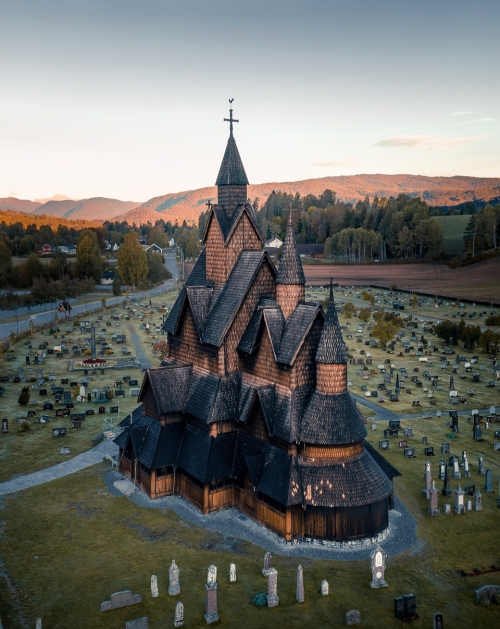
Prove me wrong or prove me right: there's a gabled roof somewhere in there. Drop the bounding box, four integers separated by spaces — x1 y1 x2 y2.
299 390 367 445
316 284 347 364
277 303 322 365
215 135 249 186
119 404 144 427
176 424 237 483
138 365 192 415
185 286 212 337
276 215 305 285
202 203 262 246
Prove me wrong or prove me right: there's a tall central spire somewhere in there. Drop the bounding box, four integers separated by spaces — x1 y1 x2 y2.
216 99 249 215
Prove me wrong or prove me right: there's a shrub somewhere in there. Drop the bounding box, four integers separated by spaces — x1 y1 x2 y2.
485 314 500 326
105 388 115 400
252 593 267 607
18 387 30 405
18 419 31 432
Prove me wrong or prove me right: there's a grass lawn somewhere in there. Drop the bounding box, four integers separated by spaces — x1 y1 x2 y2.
0 290 178 482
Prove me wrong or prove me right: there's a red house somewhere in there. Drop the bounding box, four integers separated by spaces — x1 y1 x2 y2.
38 244 56 256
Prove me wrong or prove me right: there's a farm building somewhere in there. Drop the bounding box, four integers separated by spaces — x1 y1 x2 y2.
115 108 399 543
38 244 56 255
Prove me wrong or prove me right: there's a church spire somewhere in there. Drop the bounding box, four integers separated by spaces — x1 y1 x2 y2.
216 99 249 215
316 278 347 364
275 204 305 319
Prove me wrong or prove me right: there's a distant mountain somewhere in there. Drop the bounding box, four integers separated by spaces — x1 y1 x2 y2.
32 197 141 221
113 174 500 226
0 197 42 213
34 194 74 203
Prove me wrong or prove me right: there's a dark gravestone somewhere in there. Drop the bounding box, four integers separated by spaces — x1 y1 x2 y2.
442 465 451 497
129 379 138 387
39 389 47 396
379 439 389 450
474 426 482 440
62 409 70 416
2 419 8 433
110 406 119 414
115 390 125 397
56 409 64 417
43 402 53 410
433 612 444 629
65 403 74 409
99 406 105 414
86 409 94 416
399 440 408 448
389 420 401 429
394 597 405 619
404 447 415 458
485 469 493 493
465 484 475 496
424 447 434 456
52 427 66 437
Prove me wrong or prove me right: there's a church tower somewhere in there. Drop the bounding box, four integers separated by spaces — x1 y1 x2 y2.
275 209 305 318
215 99 249 216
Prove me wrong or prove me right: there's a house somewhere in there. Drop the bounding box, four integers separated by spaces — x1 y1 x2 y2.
168 237 175 247
101 271 116 285
145 244 163 255
57 245 69 254
38 244 56 256
265 237 283 248
297 243 325 258
105 240 119 251
136 236 148 246
67 245 77 255
114 108 399 543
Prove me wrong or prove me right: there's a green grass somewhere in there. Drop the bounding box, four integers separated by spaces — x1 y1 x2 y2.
437 215 469 255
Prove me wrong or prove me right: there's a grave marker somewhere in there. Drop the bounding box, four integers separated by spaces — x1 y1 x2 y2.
100 590 142 612
266 567 279 608
296 565 304 602
151 575 158 598
454 484 465 514
485 469 493 493
168 560 180 595
174 602 184 627
262 551 272 576
321 580 329 596
346 610 361 625
229 563 236 582
125 618 148 629
370 545 388 588
429 481 440 516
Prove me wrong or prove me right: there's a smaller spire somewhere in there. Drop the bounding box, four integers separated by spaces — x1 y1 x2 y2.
276 204 305 286
316 279 347 364
216 99 249 186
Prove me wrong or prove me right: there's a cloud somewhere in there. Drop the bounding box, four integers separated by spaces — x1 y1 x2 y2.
373 134 486 150
451 111 474 116
10 191 18 196
477 117 495 122
311 159 358 167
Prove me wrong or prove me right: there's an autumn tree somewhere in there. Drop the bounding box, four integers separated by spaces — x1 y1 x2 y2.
116 232 148 287
343 302 355 317
152 339 169 361
372 320 399 349
75 229 102 282
359 307 371 322
185 229 200 259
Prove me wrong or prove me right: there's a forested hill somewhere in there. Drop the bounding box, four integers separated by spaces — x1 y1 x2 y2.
115 174 500 226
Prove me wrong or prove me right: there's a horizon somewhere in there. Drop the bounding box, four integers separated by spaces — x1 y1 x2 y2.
1 0 499 201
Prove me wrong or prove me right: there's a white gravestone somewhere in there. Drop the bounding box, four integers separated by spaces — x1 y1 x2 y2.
262 551 272 577
229 563 236 583
207 565 217 585
370 545 388 588
36 619 42 629
151 575 158 598
174 601 184 627
321 580 329 596
168 560 180 596
266 567 279 607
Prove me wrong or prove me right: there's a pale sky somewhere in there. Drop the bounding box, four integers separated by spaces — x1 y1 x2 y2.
1 0 499 202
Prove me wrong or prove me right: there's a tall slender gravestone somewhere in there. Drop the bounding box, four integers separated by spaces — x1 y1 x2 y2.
422 461 432 498
485 469 493 493
370 545 388 588
262 552 272 577
442 464 451 497
478 457 486 476
91 321 96 360
429 481 440 516
433 612 444 629
438 459 445 480
266 568 279 608
229 563 236 582
463 455 471 478
454 484 465 514
168 560 180 595
205 566 219 624
36 619 42 629
174 602 184 627
296 565 304 602
151 575 158 598
452 456 461 480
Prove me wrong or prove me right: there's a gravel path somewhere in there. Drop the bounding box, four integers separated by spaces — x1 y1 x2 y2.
126 323 151 370
103 470 417 561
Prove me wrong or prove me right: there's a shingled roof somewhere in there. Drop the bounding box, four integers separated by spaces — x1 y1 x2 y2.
203 203 263 246
299 390 367 445
276 214 305 285
138 364 192 415
215 135 249 186
316 282 347 364
277 303 321 365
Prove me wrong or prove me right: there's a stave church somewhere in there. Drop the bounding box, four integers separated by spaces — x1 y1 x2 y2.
115 104 400 543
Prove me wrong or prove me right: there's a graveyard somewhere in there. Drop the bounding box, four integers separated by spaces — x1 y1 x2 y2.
0 284 499 628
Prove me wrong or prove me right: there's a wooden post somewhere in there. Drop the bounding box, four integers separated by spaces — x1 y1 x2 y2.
203 483 210 514
150 469 156 499
285 508 292 541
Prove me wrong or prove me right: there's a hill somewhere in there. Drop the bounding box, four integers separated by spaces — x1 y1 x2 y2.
0 209 101 230
113 174 500 226
436 215 469 255
0 197 42 213
31 197 141 221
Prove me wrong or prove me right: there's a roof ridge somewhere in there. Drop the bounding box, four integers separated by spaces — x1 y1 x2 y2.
316 286 348 364
275 214 305 286
215 135 249 186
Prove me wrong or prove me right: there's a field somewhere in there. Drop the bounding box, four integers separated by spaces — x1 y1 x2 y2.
303 257 500 303
436 215 468 255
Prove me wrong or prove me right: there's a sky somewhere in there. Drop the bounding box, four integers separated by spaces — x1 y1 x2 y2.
0 0 499 202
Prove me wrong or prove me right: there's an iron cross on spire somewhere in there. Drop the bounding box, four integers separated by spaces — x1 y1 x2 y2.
287 201 297 226
224 98 239 136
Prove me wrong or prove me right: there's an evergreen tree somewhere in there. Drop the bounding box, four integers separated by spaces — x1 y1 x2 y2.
75 230 102 282
112 270 122 296
18 387 30 405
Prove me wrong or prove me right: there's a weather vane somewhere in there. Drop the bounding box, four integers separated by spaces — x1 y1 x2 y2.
224 98 239 136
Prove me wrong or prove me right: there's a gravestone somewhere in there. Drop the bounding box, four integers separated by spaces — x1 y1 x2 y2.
475 585 500 604
452 457 461 480
230 563 236 582
262 551 272 576
100 590 142 612
467 499 472 511
425 447 434 457
422 461 432 498
207 565 217 585
429 481 440 516
2 418 7 433
174 602 184 627
36 618 42 629
485 469 493 493
151 575 158 598
321 580 329 596
404 447 415 458
463 455 471 478
474 426 482 441
404 594 417 619
454 485 465 514
438 459 445 480
296 565 304 602
205 582 219 624
266 567 279 608
441 442 450 454
346 610 361 625
379 439 389 450
52 427 66 437
168 560 180 595
370 545 388 588
125 618 148 629
394 596 405 619
478 457 486 476
443 503 451 515
422 436 428 445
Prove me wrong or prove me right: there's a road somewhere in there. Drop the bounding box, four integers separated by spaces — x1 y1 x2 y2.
0 281 176 340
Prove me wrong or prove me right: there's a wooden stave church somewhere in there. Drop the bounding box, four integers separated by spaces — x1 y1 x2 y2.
115 110 400 543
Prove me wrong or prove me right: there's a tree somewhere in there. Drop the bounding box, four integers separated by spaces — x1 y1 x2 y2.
152 339 169 361
476 205 500 250
112 270 123 296
185 230 200 259
146 252 171 285
344 302 355 317
463 214 476 252
116 232 148 287
359 307 371 322
372 320 399 349
479 329 500 355
23 253 45 285
18 387 30 405
75 229 102 282
411 294 419 308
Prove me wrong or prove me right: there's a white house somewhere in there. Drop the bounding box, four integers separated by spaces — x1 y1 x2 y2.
168 237 175 247
101 271 116 285
57 245 69 254
265 237 283 248
144 243 163 255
